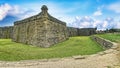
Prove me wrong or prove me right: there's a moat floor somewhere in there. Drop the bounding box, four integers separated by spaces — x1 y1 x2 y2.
0 44 119 68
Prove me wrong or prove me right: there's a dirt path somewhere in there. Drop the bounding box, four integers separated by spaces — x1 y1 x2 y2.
116 43 120 67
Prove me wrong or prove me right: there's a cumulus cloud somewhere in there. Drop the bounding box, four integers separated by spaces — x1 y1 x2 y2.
0 3 12 20
93 10 102 16
67 16 117 30
115 20 120 28
0 3 38 22
108 2 120 13
93 6 104 16
8 5 25 15
68 16 94 28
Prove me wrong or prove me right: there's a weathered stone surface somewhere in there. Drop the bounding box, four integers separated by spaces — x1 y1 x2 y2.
0 26 13 39
91 35 113 49
78 28 97 36
67 27 79 37
13 5 68 47
67 27 96 37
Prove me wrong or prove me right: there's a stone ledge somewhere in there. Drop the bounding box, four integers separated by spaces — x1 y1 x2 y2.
91 35 117 49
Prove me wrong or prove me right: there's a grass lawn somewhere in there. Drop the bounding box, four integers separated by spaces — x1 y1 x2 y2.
0 36 103 61
97 33 120 42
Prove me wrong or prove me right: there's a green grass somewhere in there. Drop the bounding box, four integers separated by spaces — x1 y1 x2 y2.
0 36 103 61
96 33 120 42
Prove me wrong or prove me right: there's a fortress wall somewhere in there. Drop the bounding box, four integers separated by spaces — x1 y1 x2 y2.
0 25 96 48
67 27 79 37
0 5 98 48
13 16 41 46
33 17 49 47
32 17 68 47
78 28 96 36
0 26 13 39
67 27 96 37
13 14 68 47
45 19 68 47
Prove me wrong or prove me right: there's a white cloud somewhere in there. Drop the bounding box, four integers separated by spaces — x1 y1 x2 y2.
94 17 115 30
80 22 91 28
93 10 102 16
93 5 104 16
115 21 120 28
93 6 104 16
93 20 101 27
0 3 12 20
0 2 79 24
108 2 120 13
68 16 94 28
68 16 117 30
0 3 30 21
0 3 38 21
8 5 25 15
103 21 108 28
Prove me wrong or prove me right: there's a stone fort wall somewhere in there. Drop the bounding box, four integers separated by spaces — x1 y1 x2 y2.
12 5 68 47
0 26 96 39
0 5 96 47
67 27 96 37
0 26 13 39
67 27 79 37
12 16 68 47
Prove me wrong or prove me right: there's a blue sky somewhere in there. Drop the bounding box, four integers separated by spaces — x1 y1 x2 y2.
0 0 120 30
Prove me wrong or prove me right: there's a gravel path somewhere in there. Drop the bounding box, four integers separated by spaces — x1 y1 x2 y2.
0 43 120 68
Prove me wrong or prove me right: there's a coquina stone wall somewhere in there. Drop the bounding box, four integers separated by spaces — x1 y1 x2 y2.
0 26 13 39
67 27 96 37
78 28 96 36
91 35 113 49
13 5 68 47
67 27 79 37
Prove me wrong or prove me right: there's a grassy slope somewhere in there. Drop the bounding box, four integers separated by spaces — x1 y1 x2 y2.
97 33 120 42
0 36 103 61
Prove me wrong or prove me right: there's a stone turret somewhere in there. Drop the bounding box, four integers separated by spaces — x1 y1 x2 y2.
41 5 48 17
